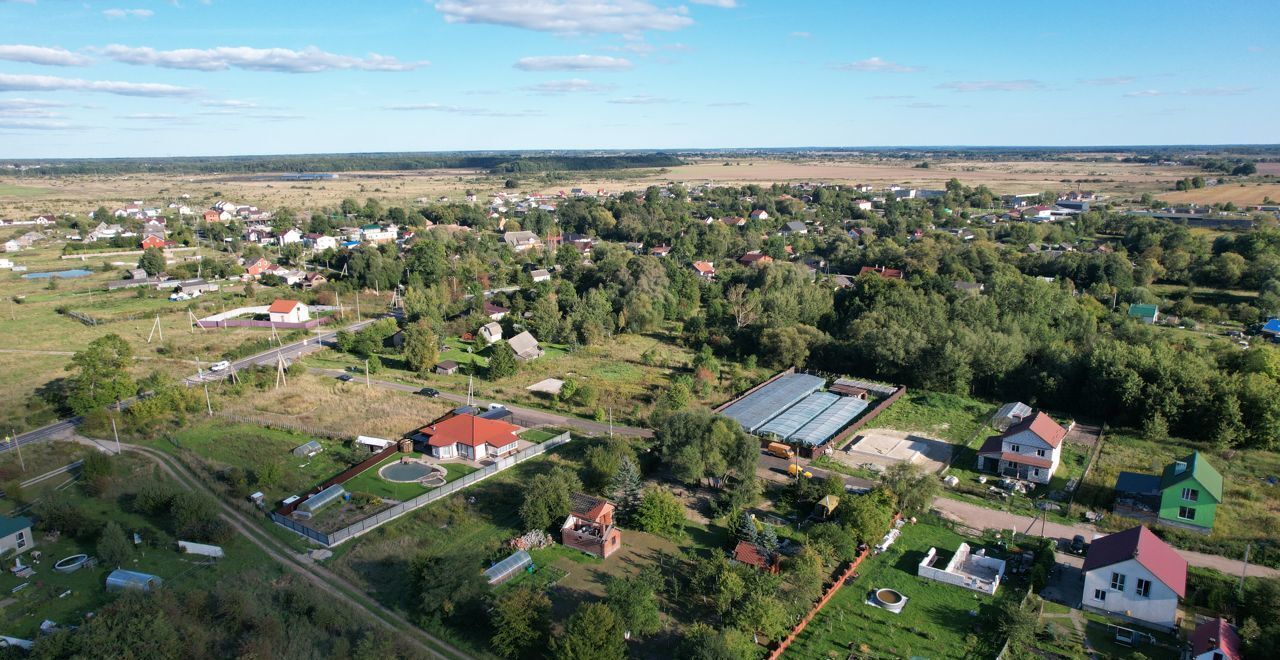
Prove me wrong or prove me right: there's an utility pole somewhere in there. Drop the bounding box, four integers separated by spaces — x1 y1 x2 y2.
195 357 213 416
10 428 24 472
111 416 122 455
1240 542 1252 595
355 291 361 321
364 358 370 390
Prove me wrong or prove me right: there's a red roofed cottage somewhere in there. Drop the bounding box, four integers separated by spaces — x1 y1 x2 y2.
267 299 310 324
1081 526 1186 630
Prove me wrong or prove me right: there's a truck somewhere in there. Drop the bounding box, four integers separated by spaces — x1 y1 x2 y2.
767 442 795 459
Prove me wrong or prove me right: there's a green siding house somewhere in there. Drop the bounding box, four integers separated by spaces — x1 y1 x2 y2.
1127 303 1160 324
1157 452 1222 530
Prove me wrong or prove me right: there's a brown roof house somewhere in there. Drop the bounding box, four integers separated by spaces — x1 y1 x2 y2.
732 540 780 574
508 331 544 361
561 493 621 558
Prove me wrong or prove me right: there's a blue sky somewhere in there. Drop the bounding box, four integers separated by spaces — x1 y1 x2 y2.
0 0 1275 158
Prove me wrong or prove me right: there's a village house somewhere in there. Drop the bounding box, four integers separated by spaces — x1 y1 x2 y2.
721 215 747 227
738 251 773 267
484 301 508 321
140 234 168 250
1189 617 1242 660
780 220 808 236
480 321 503 344
732 540 781 574
415 413 521 460
1128 303 1160 324
267 299 310 324
749 209 769 221
502 230 543 252
508 331 544 361
692 260 716 281
1082 526 1186 631
561 493 622 559
976 410 1068 484
530 268 551 283
649 245 672 257
434 360 459 375
243 257 273 278
277 228 303 246
361 224 398 244
1113 451 1223 532
303 233 338 251
858 265 904 280
0 515 34 556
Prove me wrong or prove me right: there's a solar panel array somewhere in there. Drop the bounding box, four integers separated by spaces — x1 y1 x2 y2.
790 396 871 446
720 373 825 432
758 392 839 439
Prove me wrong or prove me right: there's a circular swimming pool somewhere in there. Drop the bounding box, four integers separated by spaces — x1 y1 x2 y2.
54 554 89 573
380 461 440 483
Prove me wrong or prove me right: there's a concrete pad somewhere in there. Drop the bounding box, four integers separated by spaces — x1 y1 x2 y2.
836 428 953 474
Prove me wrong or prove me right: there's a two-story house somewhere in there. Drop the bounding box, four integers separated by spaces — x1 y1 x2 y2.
560 493 621 559
976 410 1068 484
1113 451 1223 532
1082 526 1186 631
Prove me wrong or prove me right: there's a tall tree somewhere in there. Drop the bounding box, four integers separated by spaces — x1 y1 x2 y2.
401 320 439 376
555 602 626 660
65 334 135 414
605 570 662 639
490 585 551 659
137 248 165 276
610 455 643 523
487 342 519 380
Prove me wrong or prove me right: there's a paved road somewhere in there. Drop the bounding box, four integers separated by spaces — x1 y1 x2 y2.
311 368 653 438
2 317 385 455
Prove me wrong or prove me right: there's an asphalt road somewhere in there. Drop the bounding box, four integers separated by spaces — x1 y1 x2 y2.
310 368 653 438
2 316 385 454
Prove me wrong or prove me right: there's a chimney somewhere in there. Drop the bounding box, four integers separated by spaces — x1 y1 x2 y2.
1174 460 1188 475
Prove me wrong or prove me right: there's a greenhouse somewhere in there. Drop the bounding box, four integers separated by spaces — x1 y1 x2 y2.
719 373 825 432
105 569 162 593
757 392 839 440
298 484 345 514
483 549 532 585
789 396 871 446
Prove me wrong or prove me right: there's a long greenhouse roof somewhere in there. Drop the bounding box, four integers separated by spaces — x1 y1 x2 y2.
757 392 839 439
720 373 825 432
484 549 532 583
790 396 871 446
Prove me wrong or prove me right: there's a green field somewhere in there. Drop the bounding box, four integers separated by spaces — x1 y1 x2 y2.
0 183 51 198
870 389 995 445
341 452 479 501
789 516 1011 659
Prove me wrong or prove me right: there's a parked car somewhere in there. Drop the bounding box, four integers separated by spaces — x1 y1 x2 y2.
417 387 439 398
1069 534 1088 555
209 360 231 372
337 373 353 382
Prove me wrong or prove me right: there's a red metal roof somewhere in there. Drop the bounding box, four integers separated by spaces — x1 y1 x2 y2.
267 299 301 314
1082 526 1187 597
733 540 770 569
693 261 715 274
1190 617 1242 660
859 265 904 279
1004 411 1067 448
417 413 521 449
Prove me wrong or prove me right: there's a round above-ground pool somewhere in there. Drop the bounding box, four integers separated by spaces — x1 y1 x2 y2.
53 554 89 573
380 460 444 483
872 588 908 614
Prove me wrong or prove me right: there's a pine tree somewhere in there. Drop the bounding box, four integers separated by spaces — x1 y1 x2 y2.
757 524 779 558
735 510 758 543
610 456 642 524
97 521 132 567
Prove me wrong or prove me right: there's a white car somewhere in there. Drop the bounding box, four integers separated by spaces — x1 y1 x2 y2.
209 360 231 372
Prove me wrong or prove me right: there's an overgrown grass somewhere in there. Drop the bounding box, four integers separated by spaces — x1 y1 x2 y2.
870 389 995 445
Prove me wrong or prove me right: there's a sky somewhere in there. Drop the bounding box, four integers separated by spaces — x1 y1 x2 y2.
0 0 1276 158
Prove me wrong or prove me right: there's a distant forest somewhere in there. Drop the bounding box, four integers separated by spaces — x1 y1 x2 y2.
0 152 684 177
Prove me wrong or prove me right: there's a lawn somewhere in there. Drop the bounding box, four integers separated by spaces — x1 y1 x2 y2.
519 427 563 443
870 389 996 446
789 516 1011 659
1077 431 1280 566
0 451 278 639
342 453 480 501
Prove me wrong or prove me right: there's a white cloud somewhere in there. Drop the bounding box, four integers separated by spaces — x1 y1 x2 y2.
690 0 737 7
937 79 1042 92
0 119 81 130
1123 89 1163 97
522 78 614 93
1079 76 1136 86
103 8 154 19
608 94 671 104
385 102 538 117
100 44 427 73
434 0 693 35
0 45 91 66
514 54 632 71
789 31 811 38
201 99 258 108
1124 86 1255 98
0 97 68 111
0 73 195 96
835 57 920 73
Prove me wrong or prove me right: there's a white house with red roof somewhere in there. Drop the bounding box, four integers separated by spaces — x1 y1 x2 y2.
267 299 309 324
414 413 521 460
1190 617 1242 660
976 410 1068 484
1082 526 1186 630
692 260 716 280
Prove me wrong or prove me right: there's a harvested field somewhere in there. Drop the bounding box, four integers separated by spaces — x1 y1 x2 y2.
1158 183 1280 206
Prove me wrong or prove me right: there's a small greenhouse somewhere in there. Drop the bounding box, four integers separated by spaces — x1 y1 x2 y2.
292 440 323 457
298 484 345 514
483 550 532 585
105 569 162 593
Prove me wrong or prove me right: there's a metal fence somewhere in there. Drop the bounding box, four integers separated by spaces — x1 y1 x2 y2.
271 432 571 547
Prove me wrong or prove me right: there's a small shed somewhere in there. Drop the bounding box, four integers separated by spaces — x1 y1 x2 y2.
483 549 533 585
1127 303 1159 324
480 322 503 344
292 440 323 457
816 495 840 519
356 435 393 452
177 541 225 559
106 569 162 592
434 360 459 375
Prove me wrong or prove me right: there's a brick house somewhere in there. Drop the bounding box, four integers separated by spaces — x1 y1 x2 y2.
561 493 621 558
